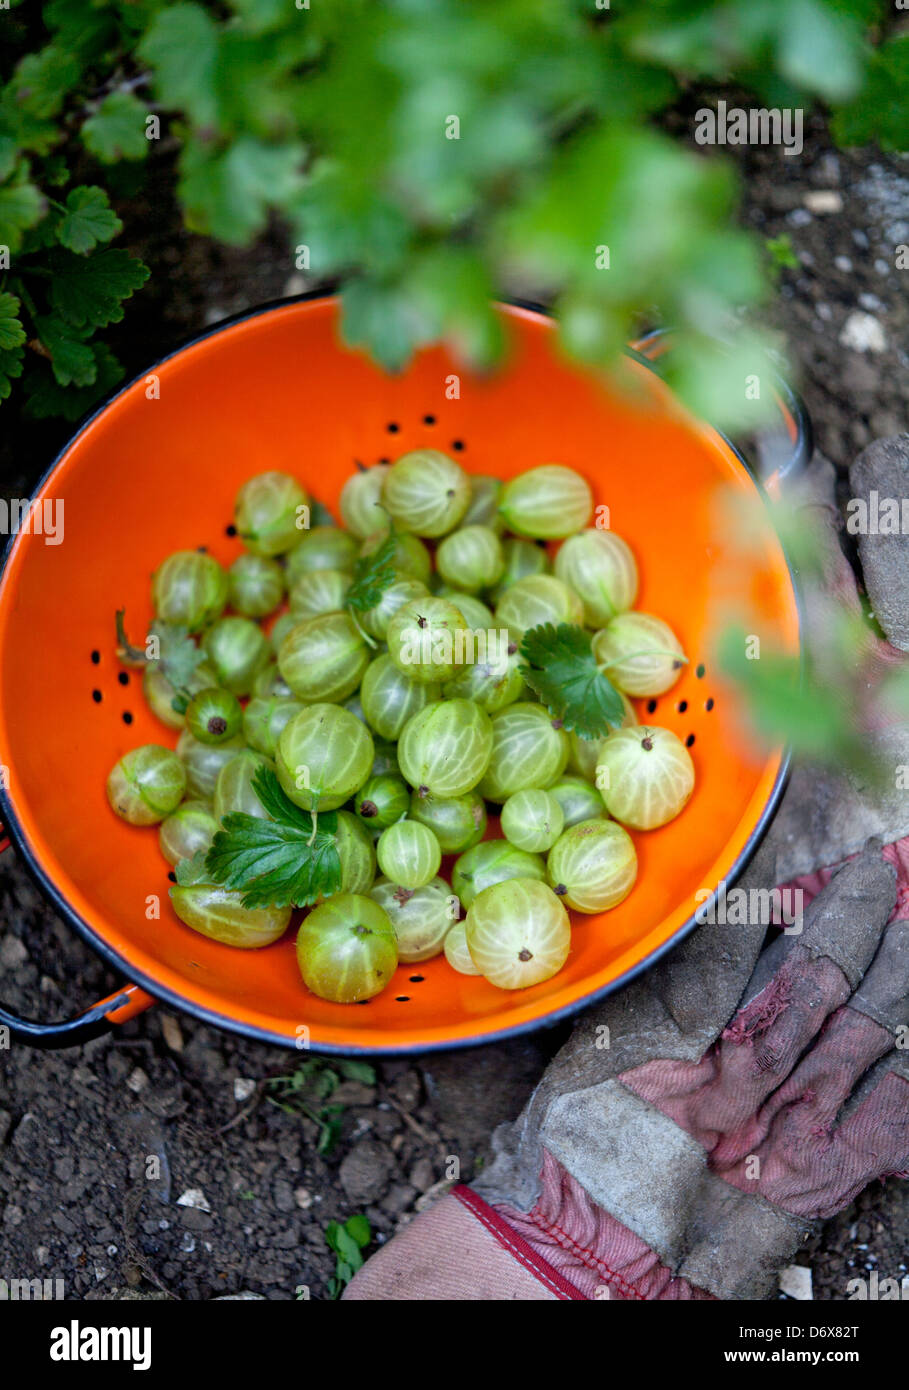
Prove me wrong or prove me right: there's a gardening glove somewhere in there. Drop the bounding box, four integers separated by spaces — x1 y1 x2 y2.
344 440 909 1301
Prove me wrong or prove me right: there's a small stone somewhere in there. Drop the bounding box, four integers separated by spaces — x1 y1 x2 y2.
408 1157 436 1193
234 1078 256 1103
213 1292 266 1300
160 1015 184 1052
176 1188 211 1213
850 435 909 651
0 935 28 968
294 1187 313 1210
803 190 843 214
839 312 886 354
779 1264 814 1300
126 1068 149 1094
787 208 813 227
338 1139 396 1205
834 255 853 273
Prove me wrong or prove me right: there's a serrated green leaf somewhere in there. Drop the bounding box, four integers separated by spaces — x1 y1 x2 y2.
178 136 304 245
174 849 210 885
0 343 25 402
82 92 150 164
9 46 82 120
56 186 122 255
205 766 341 908
139 3 221 129
34 315 97 388
520 623 626 739
22 343 123 421
832 35 909 150
346 525 398 615
0 294 26 352
48 247 150 329
0 177 44 253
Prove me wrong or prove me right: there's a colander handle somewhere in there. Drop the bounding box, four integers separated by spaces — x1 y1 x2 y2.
0 829 154 1047
629 328 813 492
0 983 154 1050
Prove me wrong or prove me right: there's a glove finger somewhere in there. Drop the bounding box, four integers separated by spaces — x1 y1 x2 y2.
623 847 895 1150
714 917 909 1163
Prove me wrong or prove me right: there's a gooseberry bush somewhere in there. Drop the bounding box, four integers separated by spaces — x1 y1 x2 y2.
1 0 904 421
108 448 700 1003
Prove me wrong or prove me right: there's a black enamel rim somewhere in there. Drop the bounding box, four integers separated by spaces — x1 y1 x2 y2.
0 293 804 1054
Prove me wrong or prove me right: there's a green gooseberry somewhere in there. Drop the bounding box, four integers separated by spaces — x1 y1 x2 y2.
106 744 186 826
451 839 546 911
170 883 291 948
548 775 607 828
386 595 471 685
234 471 309 556
213 749 273 820
334 810 378 895
285 525 358 583
243 695 303 758
151 550 228 632
361 575 428 642
339 465 390 539
177 728 246 801
276 704 373 811
487 538 549 605
355 774 411 832
158 799 218 867
295 893 397 1003
228 553 285 618
436 525 504 593
288 568 352 621
408 788 487 854
359 528 432 587
202 616 270 696
278 611 369 703
186 687 243 746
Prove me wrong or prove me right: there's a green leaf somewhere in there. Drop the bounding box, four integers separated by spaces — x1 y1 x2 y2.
0 294 26 352
340 278 424 374
56 186 122 255
34 315 97 388
22 343 123 421
174 850 210 885
778 0 862 104
0 176 45 253
9 46 81 121
520 623 626 739
178 136 304 245
346 525 397 614
205 767 341 908
337 1060 376 1086
345 1213 371 1249
82 92 150 164
832 35 909 150
49 247 150 329
0 343 25 402
151 620 207 691
139 3 221 129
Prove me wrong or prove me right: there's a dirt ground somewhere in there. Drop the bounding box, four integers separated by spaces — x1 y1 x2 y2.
0 119 907 1302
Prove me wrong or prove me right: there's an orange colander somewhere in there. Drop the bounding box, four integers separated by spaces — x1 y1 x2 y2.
0 297 804 1053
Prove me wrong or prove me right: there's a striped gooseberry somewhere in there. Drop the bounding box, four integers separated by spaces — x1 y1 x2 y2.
498 465 593 539
295 893 397 1003
546 818 637 913
465 878 571 989
397 698 493 798
381 450 470 537
595 725 695 830
276 703 373 812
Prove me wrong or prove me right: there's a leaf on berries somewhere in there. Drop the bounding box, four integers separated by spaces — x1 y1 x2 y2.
520 622 626 739
205 766 341 908
346 526 397 615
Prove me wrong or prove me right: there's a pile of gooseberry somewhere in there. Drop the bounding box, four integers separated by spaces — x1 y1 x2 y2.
106 453 695 1004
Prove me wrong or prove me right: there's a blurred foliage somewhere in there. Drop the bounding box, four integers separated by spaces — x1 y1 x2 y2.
0 0 905 421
